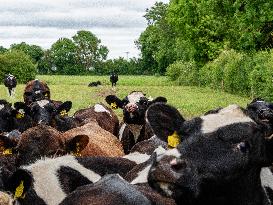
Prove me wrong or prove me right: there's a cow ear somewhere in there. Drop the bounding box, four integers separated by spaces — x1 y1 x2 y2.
146 103 185 142
6 169 32 199
14 102 30 115
0 135 18 155
105 95 123 109
65 135 89 156
57 101 72 116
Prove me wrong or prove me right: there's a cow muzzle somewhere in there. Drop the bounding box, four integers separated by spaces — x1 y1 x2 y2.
125 103 138 113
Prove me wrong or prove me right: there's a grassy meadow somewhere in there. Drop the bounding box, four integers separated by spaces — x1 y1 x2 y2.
0 75 251 119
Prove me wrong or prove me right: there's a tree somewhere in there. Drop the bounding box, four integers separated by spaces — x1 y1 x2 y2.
72 30 109 71
136 2 176 74
0 50 36 83
0 46 7 54
49 38 83 75
10 42 44 63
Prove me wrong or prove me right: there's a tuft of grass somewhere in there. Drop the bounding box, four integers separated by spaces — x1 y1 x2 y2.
0 75 251 119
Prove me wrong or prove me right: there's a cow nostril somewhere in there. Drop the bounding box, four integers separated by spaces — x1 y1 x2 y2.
170 158 187 171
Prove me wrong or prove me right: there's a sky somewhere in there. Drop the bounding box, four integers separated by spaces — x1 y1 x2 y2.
0 0 169 59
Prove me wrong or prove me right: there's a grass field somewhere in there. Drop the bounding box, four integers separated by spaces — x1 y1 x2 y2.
0 75 251 119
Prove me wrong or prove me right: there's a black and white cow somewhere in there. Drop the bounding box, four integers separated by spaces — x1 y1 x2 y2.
3 74 17 97
110 71 118 87
145 103 273 205
4 155 136 205
88 81 102 87
105 91 167 154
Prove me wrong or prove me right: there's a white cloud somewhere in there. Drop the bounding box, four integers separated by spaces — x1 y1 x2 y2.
0 0 169 59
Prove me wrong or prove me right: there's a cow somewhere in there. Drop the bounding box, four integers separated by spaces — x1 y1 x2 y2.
62 121 124 157
28 99 78 132
88 81 102 87
145 103 273 205
4 155 136 205
110 71 118 87
0 100 14 133
73 103 119 136
59 174 152 205
105 91 167 154
3 74 17 97
24 79 51 106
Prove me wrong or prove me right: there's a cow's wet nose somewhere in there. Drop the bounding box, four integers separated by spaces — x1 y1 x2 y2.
125 103 138 113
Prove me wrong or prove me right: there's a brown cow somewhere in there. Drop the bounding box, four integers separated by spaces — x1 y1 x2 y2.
62 121 124 157
73 103 119 137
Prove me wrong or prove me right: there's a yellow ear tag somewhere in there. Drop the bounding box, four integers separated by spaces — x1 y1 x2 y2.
44 93 48 97
111 102 117 109
60 110 67 117
16 113 25 119
15 180 25 199
72 142 81 157
3 148 12 155
168 131 181 148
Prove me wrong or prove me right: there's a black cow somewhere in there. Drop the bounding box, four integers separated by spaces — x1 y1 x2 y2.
88 81 102 87
3 74 17 97
110 72 118 87
145 103 273 205
105 91 167 154
0 100 14 133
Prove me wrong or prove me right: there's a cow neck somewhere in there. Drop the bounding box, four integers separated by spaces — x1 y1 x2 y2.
127 124 143 143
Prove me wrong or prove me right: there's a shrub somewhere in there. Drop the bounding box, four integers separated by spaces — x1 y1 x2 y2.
166 60 198 85
0 50 37 83
249 51 273 101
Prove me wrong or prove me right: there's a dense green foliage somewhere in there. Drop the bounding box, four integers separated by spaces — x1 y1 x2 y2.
0 50 36 83
10 42 44 63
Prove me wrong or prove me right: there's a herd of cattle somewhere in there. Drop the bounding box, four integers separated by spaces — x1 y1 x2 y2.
0 77 273 205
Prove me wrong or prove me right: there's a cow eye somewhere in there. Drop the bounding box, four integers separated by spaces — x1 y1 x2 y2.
236 142 250 153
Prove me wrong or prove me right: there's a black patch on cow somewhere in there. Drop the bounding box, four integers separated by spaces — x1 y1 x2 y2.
76 156 136 178
57 166 93 194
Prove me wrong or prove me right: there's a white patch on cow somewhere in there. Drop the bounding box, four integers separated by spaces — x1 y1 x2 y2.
123 152 150 164
119 123 127 141
200 104 254 134
131 164 152 185
23 155 101 205
35 90 41 94
148 96 153 101
261 167 273 191
94 104 112 117
37 100 50 108
0 104 4 111
18 109 25 114
127 124 143 143
159 182 173 197
154 146 167 156
127 92 145 104
157 148 181 161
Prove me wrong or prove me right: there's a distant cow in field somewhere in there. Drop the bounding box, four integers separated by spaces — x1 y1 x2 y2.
88 81 102 87
3 74 17 97
145 103 273 205
110 71 118 87
105 91 167 154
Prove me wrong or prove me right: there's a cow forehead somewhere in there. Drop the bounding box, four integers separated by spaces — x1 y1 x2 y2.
127 92 145 103
200 104 254 134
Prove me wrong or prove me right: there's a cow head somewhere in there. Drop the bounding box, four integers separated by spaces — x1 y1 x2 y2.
0 100 14 133
146 103 273 204
29 100 72 126
24 80 50 105
246 98 273 126
105 91 167 125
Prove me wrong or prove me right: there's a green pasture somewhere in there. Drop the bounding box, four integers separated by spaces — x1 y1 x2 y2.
0 75 251 119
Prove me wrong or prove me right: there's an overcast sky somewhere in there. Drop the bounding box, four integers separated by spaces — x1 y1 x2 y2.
0 0 169 59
